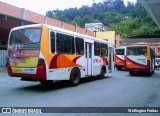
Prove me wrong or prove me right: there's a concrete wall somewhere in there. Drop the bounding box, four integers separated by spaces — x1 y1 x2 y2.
0 1 94 37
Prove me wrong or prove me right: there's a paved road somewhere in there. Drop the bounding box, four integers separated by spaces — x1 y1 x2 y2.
0 67 160 116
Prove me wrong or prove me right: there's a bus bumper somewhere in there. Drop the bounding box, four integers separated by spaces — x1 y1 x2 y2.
7 63 46 81
114 64 124 68
124 67 150 72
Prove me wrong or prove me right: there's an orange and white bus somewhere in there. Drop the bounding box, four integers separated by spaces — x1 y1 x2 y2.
114 47 126 70
6 24 114 86
124 45 155 76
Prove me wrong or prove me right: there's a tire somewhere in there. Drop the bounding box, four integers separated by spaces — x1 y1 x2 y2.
129 71 134 76
69 68 80 86
98 67 106 79
147 72 152 77
116 67 122 70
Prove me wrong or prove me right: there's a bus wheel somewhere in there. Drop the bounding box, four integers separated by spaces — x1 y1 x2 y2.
69 68 80 86
117 67 122 70
39 80 53 85
147 72 152 77
129 71 134 76
98 67 105 79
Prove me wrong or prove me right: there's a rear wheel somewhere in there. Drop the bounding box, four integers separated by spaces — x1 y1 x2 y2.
147 72 152 77
69 68 80 86
129 71 135 76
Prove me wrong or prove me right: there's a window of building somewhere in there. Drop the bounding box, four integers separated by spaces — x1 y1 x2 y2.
56 33 74 54
75 37 84 55
94 41 100 56
50 31 55 53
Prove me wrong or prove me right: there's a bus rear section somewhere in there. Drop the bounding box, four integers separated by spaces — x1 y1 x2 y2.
114 47 125 70
124 45 155 76
6 24 114 86
6 26 46 81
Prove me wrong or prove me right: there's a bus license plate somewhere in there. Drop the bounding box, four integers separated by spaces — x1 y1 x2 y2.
20 58 26 63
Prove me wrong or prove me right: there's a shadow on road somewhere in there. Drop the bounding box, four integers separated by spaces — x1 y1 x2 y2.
17 81 70 92
16 76 111 92
128 71 160 78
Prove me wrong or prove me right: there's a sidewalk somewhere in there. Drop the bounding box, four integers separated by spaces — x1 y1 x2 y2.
0 67 7 73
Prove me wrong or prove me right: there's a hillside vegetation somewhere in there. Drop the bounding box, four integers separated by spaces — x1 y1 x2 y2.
46 0 160 38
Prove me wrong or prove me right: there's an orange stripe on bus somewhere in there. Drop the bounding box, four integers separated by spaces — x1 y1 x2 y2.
49 54 81 69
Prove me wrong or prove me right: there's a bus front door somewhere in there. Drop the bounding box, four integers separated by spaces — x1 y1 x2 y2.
85 43 92 75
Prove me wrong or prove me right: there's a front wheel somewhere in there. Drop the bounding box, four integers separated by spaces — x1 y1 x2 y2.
116 67 122 70
98 67 106 79
69 68 80 86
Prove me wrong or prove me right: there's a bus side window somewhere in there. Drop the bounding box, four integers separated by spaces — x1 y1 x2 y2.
56 33 61 53
56 33 74 54
101 43 108 56
94 41 100 56
75 37 84 55
50 31 55 53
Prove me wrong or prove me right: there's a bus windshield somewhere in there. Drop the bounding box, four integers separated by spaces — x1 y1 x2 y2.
126 46 147 56
10 28 42 45
115 49 124 55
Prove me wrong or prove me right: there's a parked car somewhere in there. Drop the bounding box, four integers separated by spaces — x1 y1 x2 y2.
155 58 160 68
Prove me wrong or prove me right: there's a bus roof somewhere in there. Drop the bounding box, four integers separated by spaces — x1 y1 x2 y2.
115 46 126 49
126 45 150 47
10 24 113 46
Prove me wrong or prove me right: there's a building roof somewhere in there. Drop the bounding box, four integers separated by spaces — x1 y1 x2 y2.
121 38 160 46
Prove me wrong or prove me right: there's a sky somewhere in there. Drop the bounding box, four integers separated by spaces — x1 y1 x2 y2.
0 0 137 15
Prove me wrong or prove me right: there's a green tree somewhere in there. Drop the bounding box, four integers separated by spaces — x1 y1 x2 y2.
46 0 160 38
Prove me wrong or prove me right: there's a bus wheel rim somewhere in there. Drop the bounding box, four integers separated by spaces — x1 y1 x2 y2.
72 72 79 83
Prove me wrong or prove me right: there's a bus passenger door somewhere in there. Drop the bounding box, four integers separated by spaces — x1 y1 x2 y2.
85 43 92 75
108 47 114 72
